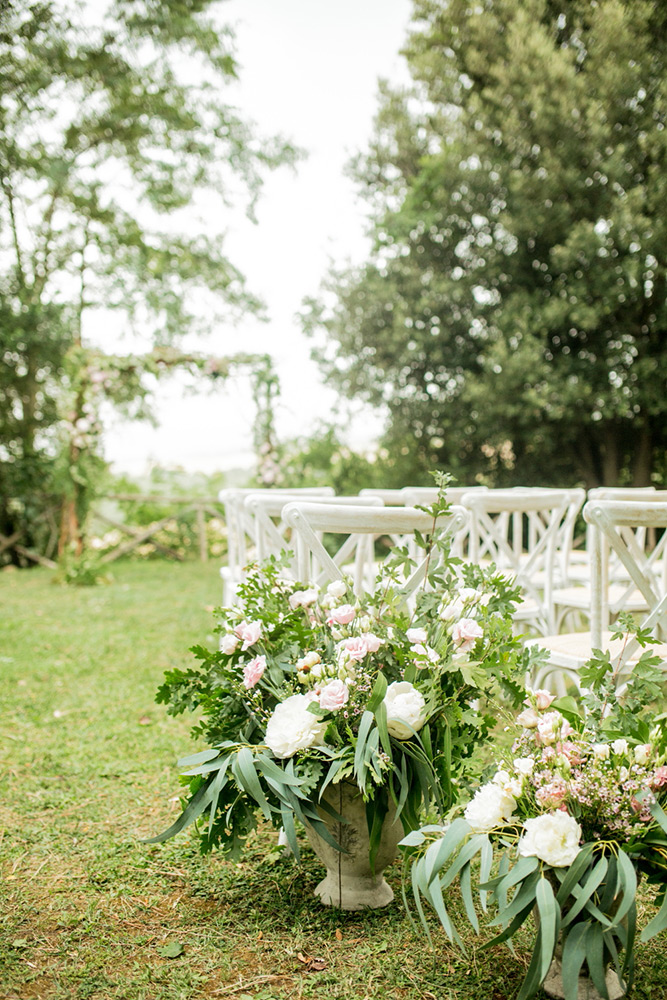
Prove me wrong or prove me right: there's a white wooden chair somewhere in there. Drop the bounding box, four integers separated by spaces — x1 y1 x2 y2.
552 489 667 632
243 492 383 567
459 489 574 635
282 501 468 598
218 486 334 604
528 498 667 694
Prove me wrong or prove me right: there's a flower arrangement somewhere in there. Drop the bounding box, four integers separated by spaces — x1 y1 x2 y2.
147 498 536 871
402 616 667 1000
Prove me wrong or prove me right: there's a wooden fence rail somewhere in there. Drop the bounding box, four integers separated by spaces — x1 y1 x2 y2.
1 495 225 567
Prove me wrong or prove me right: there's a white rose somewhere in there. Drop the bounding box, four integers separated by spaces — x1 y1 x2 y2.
289 588 319 609
406 627 428 644
220 633 240 654
464 782 517 833
264 694 327 759
518 812 582 867
382 681 426 740
327 579 347 599
634 743 652 765
517 707 540 729
593 743 610 760
611 738 629 756
439 597 464 620
514 757 535 776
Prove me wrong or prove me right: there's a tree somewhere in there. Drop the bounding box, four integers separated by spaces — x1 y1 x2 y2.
0 0 298 560
304 0 667 488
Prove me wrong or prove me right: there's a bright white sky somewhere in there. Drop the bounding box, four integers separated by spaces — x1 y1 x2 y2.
102 0 412 476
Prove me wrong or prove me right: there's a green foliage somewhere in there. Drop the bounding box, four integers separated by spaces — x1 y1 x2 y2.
304 0 667 488
0 0 298 553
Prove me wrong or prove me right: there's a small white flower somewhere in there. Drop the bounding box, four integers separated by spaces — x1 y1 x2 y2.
611 738 629 756
634 743 652 765
327 579 347 599
593 743 610 759
406 626 428 644
289 588 319 609
517 707 540 729
514 757 535 776
220 633 240 655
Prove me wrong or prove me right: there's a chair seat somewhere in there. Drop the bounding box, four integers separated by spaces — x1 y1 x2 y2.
552 585 649 614
526 630 667 673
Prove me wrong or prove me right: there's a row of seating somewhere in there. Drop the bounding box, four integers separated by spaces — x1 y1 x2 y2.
217 485 667 693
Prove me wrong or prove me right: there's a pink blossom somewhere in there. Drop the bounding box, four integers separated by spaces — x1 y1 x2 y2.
318 679 350 711
557 741 584 765
327 604 356 626
450 618 483 653
242 655 266 689
536 712 573 746
536 778 568 808
651 766 667 789
234 620 262 650
532 689 556 711
339 634 381 661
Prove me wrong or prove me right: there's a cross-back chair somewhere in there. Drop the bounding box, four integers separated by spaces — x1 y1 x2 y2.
529 498 667 694
281 501 468 598
459 489 575 635
218 486 335 604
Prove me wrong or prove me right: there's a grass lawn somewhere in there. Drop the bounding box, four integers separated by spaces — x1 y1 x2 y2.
1 560 666 1000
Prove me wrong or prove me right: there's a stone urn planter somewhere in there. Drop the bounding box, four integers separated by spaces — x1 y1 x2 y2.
542 951 624 1000
303 780 403 910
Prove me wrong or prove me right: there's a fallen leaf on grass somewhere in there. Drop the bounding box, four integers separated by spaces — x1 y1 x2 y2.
296 951 327 972
159 941 184 958
138 715 151 725
335 928 343 941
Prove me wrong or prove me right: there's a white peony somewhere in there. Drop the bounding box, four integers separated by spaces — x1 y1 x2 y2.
464 782 517 833
264 694 327 759
383 681 426 740
518 812 582 867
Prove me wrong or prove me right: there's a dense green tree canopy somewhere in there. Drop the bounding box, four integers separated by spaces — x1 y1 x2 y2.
304 0 667 487
0 0 297 554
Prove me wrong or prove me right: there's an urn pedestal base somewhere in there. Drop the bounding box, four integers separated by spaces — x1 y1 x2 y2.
543 959 625 1000
304 781 402 911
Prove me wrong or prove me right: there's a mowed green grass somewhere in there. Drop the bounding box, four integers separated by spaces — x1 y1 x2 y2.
1 560 666 1000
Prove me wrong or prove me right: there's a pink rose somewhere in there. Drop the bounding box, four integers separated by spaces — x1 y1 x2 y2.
536 711 573 745
339 634 382 661
557 740 583 765
243 655 266 689
234 620 262 650
450 618 483 653
318 679 350 711
327 604 356 626
651 766 667 789
532 689 556 711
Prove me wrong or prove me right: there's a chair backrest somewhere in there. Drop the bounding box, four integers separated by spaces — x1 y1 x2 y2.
219 486 335 581
460 489 574 632
358 488 409 506
244 493 383 564
401 485 489 507
584 499 667 665
282 501 468 597
584 489 667 585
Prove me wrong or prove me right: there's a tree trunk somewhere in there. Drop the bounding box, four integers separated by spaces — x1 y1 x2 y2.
631 425 653 486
